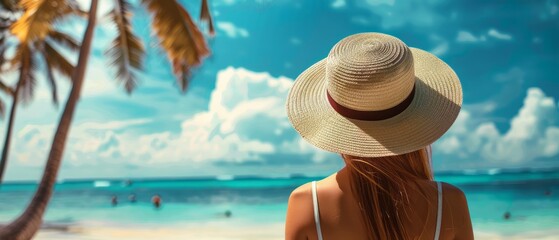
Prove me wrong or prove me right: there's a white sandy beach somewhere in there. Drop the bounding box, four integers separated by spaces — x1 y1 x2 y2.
475 230 559 240
34 221 559 240
35 221 284 240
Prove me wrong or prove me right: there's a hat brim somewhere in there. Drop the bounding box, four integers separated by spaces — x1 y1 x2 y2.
286 48 462 157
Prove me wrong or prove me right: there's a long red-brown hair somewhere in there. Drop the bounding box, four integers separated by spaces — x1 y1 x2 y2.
342 146 433 240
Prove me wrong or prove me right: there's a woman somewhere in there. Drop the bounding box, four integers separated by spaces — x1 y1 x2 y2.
285 33 474 240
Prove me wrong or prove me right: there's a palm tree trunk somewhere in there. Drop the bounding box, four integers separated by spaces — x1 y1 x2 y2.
0 79 21 184
0 1 98 239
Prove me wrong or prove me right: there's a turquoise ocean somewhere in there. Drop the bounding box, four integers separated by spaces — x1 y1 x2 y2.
0 169 558 237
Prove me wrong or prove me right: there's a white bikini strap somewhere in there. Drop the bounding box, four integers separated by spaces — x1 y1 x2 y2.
434 181 443 240
311 181 324 240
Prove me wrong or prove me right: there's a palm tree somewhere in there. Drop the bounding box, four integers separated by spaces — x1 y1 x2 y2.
0 0 213 239
0 1 78 184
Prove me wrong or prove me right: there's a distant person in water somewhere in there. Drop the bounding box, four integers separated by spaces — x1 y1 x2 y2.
128 194 137 203
152 194 161 208
224 210 232 218
124 179 133 187
504 211 511 220
111 195 118 206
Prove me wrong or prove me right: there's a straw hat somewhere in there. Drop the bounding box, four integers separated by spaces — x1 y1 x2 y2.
286 33 462 157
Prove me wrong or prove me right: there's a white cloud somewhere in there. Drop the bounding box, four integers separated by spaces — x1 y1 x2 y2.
429 41 448 57
331 0 346 8
216 21 249 38
456 29 512 43
487 29 512 41
365 0 396 6
456 31 486 43
351 16 372 25
145 67 328 163
79 119 152 130
457 31 477 42
75 0 115 18
12 67 332 167
13 119 151 167
221 0 237 5
435 88 559 165
428 35 449 56
355 0 444 29
430 42 448 56
289 37 302 45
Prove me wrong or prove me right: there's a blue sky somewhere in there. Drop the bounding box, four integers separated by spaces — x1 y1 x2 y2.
1 0 558 181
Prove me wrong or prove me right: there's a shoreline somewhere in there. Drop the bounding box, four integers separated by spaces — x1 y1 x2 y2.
31 221 559 240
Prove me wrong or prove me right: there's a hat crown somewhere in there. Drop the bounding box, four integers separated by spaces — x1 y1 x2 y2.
326 33 415 111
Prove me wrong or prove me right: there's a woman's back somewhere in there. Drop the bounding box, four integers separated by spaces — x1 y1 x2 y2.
286 169 474 240
284 32 472 240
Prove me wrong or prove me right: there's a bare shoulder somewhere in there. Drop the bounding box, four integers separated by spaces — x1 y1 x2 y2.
285 182 315 240
440 182 467 203
289 182 313 200
439 182 474 239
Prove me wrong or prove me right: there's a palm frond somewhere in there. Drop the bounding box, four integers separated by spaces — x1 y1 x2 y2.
10 0 73 43
0 97 5 118
200 0 214 36
0 13 10 68
43 42 74 79
47 30 80 51
142 0 210 92
106 0 145 94
0 0 20 12
0 20 8 31
62 0 88 18
0 75 8 118
42 40 76 105
43 52 58 105
0 68 9 119
0 78 14 96
1 14 15 30
19 63 37 105
173 60 190 92
72 8 89 18
12 43 36 104
0 35 7 70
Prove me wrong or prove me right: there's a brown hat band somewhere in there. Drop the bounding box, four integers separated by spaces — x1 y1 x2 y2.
326 86 416 121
